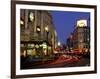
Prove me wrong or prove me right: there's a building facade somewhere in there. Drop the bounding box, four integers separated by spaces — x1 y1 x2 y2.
66 33 73 52
67 19 90 56
20 9 57 58
73 26 90 55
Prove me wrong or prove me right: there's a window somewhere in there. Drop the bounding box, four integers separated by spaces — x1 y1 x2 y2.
28 11 35 22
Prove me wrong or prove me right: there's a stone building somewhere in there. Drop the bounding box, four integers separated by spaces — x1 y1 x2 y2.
67 19 90 55
20 9 57 58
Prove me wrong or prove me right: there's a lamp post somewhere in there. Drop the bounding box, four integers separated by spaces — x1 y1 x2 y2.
45 26 49 56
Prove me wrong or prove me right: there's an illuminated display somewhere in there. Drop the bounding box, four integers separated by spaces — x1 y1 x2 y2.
77 19 87 27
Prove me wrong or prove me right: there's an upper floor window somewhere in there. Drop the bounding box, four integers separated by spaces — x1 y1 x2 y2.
28 11 35 22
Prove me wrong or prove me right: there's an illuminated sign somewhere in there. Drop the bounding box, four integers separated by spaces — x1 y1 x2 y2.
77 20 87 27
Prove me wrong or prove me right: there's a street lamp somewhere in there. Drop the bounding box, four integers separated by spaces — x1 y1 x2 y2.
58 41 61 46
45 26 49 56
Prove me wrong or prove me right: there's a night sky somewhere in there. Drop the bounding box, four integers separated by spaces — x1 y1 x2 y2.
51 11 90 45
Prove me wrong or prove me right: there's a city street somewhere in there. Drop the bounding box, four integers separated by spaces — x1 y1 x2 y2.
21 54 90 69
20 9 91 70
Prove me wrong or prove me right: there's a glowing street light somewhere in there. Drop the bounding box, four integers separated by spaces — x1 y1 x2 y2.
58 41 61 46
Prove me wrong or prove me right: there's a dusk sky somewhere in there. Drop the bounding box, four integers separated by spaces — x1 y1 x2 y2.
51 11 90 45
